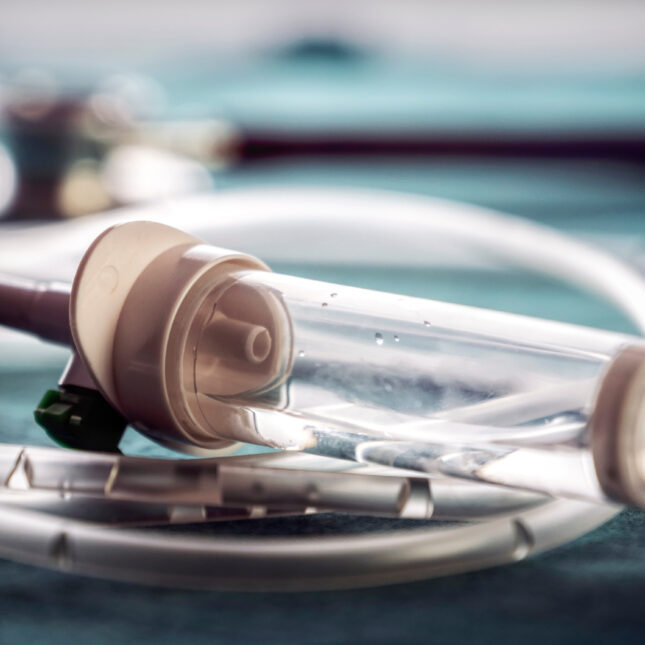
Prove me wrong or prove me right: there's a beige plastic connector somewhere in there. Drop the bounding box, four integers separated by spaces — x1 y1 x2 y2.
70 221 277 454
592 345 645 507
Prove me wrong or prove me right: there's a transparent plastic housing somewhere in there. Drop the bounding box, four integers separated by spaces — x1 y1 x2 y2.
178 269 638 504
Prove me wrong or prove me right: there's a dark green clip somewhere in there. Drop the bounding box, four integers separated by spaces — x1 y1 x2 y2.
34 386 127 452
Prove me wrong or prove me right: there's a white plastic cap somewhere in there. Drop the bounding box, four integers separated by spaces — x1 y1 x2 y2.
71 221 272 454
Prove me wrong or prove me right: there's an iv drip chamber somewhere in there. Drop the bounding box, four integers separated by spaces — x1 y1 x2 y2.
71 221 645 507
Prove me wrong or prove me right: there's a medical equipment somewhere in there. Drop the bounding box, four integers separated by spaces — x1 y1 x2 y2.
0 187 641 589
26 218 642 509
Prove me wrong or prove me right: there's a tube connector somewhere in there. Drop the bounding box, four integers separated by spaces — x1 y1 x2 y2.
70 221 271 454
592 345 645 507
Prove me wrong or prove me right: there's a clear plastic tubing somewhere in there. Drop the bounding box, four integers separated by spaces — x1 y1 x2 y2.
3 193 645 589
185 269 645 507
73 222 645 510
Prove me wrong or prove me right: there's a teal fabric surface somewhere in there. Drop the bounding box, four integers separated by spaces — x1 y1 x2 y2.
0 511 644 645
158 52 645 133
